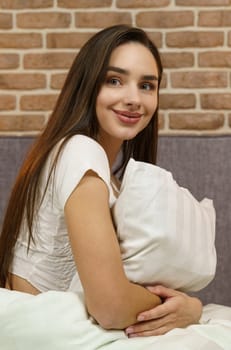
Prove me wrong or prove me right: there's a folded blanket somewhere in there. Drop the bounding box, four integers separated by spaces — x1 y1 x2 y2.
1 288 231 350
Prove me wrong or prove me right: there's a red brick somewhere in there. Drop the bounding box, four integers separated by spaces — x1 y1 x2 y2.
199 10 231 27
176 0 231 5
169 113 224 130
20 94 58 111
0 0 53 8
201 94 231 109
0 13 12 29
47 32 93 49
171 72 227 88
136 11 193 28
166 31 224 47
17 12 71 29
160 73 167 89
117 0 170 7
161 52 194 68
0 95 16 110
228 32 231 46
50 73 67 90
0 2 230 136
199 51 231 67
229 114 231 127
0 54 19 69
24 53 76 69
147 32 163 48
0 114 45 131
58 0 112 7
0 34 42 49
75 12 132 28
0 74 46 90
159 94 196 109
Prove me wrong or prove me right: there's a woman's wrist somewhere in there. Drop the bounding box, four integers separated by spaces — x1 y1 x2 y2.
191 297 203 323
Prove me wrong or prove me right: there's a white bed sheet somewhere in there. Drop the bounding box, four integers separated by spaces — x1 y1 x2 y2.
1 288 231 350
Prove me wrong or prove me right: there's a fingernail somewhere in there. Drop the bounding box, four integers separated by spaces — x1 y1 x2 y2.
125 327 133 334
137 315 145 321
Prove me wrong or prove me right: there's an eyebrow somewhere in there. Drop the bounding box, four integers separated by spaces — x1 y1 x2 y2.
107 66 158 81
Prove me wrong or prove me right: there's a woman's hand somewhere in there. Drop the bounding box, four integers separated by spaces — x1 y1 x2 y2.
125 285 203 337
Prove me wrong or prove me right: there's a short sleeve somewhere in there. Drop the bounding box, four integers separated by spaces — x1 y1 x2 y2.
52 135 115 209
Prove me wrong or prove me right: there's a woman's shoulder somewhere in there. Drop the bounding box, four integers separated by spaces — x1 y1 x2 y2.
51 134 115 209
45 135 110 182
62 135 107 159
54 134 110 175
65 134 101 148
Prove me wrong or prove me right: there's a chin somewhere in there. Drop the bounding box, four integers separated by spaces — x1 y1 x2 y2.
123 132 141 141
116 129 140 140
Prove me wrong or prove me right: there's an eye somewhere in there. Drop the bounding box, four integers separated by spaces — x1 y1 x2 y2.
141 82 155 91
106 77 121 86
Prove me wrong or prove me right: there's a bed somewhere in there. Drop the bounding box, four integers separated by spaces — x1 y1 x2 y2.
0 135 231 349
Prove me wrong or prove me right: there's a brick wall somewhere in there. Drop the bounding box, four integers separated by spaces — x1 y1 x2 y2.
0 0 230 135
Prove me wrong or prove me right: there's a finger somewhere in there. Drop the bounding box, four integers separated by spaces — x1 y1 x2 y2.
129 311 177 333
137 301 172 322
147 285 179 299
127 324 171 337
126 316 171 335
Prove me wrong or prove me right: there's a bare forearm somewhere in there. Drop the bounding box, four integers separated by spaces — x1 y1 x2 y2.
66 176 161 330
119 282 162 328
86 281 162 330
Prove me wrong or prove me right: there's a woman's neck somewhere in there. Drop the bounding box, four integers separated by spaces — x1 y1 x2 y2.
97 136 122 170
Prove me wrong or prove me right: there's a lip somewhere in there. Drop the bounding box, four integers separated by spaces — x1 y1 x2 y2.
113 109 142 118
112 109 143 125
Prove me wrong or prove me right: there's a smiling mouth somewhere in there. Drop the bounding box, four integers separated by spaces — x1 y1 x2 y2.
113 109 142 118
112 109 143 125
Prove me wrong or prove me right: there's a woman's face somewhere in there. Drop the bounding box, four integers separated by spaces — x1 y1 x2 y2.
96 42 159 149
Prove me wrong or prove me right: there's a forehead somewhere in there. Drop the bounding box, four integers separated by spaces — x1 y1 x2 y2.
108 42 158 76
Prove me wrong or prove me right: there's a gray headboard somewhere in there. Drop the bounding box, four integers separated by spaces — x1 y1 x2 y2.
0 135 230 307
157 136 231 307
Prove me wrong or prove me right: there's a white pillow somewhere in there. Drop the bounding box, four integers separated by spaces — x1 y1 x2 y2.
112 159 216 292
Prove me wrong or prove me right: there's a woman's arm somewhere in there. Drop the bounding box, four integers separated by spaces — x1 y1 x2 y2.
125 285 203 337
64 171 161 330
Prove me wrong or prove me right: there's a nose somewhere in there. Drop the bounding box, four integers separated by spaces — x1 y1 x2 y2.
123 84 141 109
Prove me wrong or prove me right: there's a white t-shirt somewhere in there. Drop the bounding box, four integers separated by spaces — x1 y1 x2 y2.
10 135 116 292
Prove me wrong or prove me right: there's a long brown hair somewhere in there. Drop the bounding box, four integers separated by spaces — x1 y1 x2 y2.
0 24 162 287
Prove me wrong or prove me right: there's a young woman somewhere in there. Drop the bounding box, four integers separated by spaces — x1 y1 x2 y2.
0 25 202 336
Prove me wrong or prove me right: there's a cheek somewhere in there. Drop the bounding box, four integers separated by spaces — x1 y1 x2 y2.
96 91 112 125
146 102 157 118
96 93 108 116
97 87 121 108
148 95 158 114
